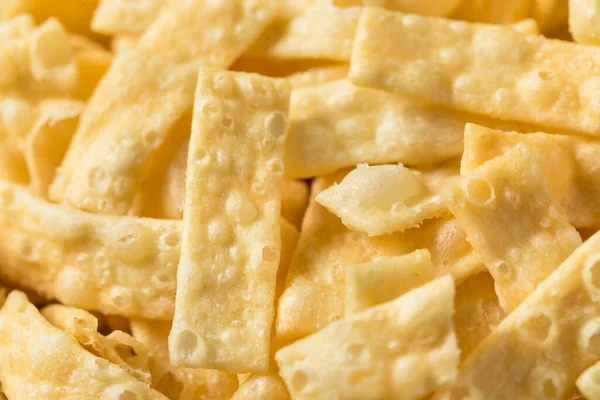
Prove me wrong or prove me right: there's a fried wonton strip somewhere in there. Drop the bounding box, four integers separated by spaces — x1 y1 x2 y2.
139 0 277 65
448 145 581 311
285 79 550 179
92 0 164 36
42 304 153 385
248 4 361 62
0 181 181 319
281 180 309 229
350 8 600 136
316 162 456 236
25 99 84 198
461 123 600 228
277 276 458 400
0 292 167 400
453 272 505 361
577 361 600 399
276 171 418 339
287 65 349 89
50 50 199 215
333 0 460 16
130 319 240 400
169 70 291 372
345 249 436 315
569 0 600 44
434 229 600 399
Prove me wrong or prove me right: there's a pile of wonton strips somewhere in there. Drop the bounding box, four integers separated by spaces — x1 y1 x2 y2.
2 0 600 399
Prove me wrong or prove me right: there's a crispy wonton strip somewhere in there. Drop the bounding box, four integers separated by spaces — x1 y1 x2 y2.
345 249 436 314
433 229 600 399
169 70 291 372
139 0 277 65
0 292 167 400
0 181 181 319
277 276 458 400
448 144 581 311
316 162 456 236
50 50 199 215
462 123 600 228
285 79 551 179
349 8 600 136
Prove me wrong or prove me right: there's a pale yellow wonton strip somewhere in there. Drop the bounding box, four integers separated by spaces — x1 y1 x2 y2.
433 229 600 399
447 144 581 311
349 8 600 136
50 50 199 215
169 70 291 373
0 291 167 400
276 276 458 400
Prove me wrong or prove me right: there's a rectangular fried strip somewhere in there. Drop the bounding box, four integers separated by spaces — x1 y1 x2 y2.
462 123 600 228
433 230 600 399
447 145 581 311
345 249 436 314
139 0 277 65
349 8 600 136
285 79 551 179
0 291 167 400
169 70 291 373
276 276 458 400
0 181 181 319
50 50 198 215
